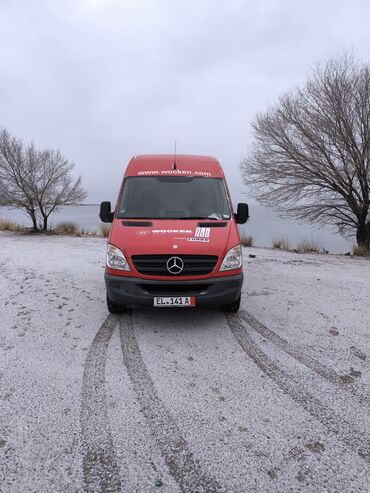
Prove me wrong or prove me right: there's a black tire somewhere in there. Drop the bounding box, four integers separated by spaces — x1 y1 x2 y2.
222 294 241 313
106 293 127 314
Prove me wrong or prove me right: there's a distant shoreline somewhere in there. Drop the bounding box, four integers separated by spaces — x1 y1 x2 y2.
75 203 100 206
0 203 353 253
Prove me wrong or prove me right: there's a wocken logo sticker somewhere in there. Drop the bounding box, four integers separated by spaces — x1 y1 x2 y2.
149 227 212 243
137 170 212 177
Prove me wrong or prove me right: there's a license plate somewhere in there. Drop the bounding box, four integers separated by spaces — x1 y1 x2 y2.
153 296 196 307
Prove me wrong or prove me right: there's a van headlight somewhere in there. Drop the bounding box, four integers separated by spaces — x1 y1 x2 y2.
107 244 130 271
219 244 242 271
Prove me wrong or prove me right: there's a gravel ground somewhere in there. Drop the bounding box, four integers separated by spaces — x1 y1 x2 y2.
0 231 369 492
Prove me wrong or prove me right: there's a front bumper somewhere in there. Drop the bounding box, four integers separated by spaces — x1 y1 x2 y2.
105 273 243 308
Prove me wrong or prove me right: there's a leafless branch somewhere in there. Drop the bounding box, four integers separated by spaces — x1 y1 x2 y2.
0 129 87 231
241 53 370 249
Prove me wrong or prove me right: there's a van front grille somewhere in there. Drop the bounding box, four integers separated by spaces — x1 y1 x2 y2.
131 255 218 276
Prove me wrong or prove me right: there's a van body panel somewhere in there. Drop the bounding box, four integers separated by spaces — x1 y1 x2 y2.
105 273 243 307
107 217 242 279
124 154 224 178
103 154 246 310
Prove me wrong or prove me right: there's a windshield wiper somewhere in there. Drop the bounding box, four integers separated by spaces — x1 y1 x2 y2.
119 216 225 220
171 216 221 220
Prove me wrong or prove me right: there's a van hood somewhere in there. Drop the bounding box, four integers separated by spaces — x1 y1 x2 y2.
109 219 238 259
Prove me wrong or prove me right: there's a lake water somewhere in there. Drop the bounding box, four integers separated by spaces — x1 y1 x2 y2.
0 204 353 253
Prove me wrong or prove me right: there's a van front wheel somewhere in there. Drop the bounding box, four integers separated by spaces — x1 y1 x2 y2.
222 294 241 313
106 293 128 314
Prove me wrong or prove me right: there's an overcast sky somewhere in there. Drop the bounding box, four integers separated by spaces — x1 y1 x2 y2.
1 0 370 204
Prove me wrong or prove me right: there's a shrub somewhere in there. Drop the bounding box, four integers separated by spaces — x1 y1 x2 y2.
240 235 253 247
100 224 110 238
54 221 80 234
296 239 320 253
76 228 92 237
0 218 23 231
272 238 289 250
353 245 370 256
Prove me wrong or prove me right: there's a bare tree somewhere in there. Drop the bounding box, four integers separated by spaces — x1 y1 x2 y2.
0 130 40 230
241 54 370 250
0 128 87 231
28 148 87 231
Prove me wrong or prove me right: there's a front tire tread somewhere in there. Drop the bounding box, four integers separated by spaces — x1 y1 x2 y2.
107 293 127 314
222 294 241 313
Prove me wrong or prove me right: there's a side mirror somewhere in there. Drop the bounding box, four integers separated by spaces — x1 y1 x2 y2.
100 201 114 223
235 203 249 224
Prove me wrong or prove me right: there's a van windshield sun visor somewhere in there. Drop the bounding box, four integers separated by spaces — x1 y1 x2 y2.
116 176 231 220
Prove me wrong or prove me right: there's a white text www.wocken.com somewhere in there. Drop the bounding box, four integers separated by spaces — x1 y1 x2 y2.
137 170 212 177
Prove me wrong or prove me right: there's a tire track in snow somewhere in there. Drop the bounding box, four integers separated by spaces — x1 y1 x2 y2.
119 312 220 493
80 315 122 492
239 310 370 406
227 313 370 465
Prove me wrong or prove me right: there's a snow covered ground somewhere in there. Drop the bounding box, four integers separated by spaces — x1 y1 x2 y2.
0 231 369 492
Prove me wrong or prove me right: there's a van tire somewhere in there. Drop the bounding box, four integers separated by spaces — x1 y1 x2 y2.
106 293 127 314
222 294 241 313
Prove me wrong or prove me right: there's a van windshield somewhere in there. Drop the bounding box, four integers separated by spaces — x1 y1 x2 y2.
117 176 231 220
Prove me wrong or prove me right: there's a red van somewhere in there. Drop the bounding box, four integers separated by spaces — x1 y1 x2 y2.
100 154 249 313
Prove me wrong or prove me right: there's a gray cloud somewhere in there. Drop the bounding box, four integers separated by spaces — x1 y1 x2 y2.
1 0 370 204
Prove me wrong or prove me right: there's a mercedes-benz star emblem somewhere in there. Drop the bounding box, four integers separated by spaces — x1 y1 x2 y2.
166 256 184 275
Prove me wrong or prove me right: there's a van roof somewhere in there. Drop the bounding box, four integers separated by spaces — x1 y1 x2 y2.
125 154 224 178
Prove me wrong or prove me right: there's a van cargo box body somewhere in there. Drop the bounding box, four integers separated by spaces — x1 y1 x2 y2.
100 155 249 312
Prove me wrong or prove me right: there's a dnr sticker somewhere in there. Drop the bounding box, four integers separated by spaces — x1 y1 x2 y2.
187 227 211 242
195 227 210 238
187 237 209 243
